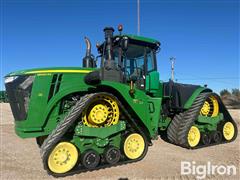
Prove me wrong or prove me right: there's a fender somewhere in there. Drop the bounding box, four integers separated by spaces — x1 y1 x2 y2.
97 81 158 139
184 87 212 109
42 85 93 129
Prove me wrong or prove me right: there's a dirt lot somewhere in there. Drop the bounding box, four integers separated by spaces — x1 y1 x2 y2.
0 103 239 180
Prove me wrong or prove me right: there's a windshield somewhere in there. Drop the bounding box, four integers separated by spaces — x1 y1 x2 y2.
121 44 156 82
102 43 157 87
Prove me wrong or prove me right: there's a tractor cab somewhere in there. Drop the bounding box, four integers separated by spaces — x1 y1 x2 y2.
95 26 160 94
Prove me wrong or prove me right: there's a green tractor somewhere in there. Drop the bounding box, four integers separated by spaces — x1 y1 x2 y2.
4 26 237 176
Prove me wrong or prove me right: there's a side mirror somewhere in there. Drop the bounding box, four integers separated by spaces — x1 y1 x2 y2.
95 55 102 67
121 37 128 51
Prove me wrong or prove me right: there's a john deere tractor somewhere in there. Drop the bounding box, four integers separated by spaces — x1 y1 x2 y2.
5 26 237 176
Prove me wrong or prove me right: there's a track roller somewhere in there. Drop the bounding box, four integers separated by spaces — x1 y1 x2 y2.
211 131 222 143
81 149 100 169
104 146 121 165
201 133 211 145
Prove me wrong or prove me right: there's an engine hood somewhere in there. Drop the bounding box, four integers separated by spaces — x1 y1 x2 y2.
5 67 98 77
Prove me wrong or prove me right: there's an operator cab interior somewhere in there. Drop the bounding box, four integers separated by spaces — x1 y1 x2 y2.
107 39 158 89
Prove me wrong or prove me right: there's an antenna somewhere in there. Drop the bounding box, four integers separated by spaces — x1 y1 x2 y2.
170 57 175 81
137 0 140 35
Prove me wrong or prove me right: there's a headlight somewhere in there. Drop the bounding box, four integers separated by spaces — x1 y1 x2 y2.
5 76 19 84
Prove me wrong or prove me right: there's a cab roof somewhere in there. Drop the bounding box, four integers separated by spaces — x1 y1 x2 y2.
98 34 160 52
125 34 160 45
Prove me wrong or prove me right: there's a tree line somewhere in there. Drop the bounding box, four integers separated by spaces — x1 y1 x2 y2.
220 88 240 109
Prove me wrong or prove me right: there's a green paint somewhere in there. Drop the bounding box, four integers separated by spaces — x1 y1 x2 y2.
123 34 160 44
184 87 211 109
71 132 122 154
74 121 126 139
5 67 97 76
197 114 223 125
196 114 224 132
99 81 162 138
146 71 161 96
158 117 171 131
13 70 93 138
10 70 213 140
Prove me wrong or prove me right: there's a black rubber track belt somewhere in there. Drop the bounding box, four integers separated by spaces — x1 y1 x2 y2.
166 113 185 145
40 92 149 177
167 92 238 149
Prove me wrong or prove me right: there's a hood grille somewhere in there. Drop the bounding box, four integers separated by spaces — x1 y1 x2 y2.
5 75 35 121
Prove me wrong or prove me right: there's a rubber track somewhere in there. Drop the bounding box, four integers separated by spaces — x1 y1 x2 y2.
167 92 238 149
40 92 148 177
40 93 95 159
177 93 209 148
167 113 184 145
167 93 208 147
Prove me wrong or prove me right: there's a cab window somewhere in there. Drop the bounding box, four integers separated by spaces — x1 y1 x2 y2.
123 45 156 80
146 50 156 72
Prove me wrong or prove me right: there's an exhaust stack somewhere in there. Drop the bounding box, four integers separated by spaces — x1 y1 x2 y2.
101 27 122 82
82 37 96 68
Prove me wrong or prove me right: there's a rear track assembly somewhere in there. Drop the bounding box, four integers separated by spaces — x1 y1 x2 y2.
167 92 238 149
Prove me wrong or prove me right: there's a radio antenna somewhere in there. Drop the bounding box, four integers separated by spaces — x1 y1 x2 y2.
137 0 140 35
170 57 176 81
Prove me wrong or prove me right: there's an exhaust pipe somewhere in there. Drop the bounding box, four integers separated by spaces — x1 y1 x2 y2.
82 37 96 68
84 37 91 57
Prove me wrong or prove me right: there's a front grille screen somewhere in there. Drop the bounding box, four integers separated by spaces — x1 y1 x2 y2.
5 75 35 121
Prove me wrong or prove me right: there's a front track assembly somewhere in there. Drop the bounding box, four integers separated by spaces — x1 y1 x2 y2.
40 92 149 177
167 92 238 149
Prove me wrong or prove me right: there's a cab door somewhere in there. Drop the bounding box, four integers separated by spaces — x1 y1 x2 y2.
145 50 160 96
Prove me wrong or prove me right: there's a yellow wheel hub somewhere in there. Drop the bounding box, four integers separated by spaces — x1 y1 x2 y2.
201 101 210 115
223 122 235 141
124 133 145 160
200 95 219 117
82 95 119 127
88 104 109 124
187 126 201 147
48 142 78 174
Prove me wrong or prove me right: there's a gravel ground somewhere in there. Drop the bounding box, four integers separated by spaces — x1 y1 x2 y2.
0 103 239 180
